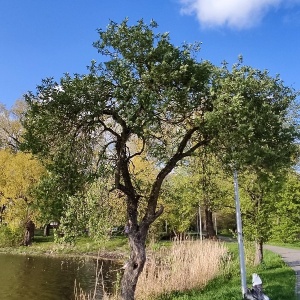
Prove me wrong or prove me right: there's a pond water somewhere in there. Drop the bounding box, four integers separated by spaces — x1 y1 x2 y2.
0 253 120 300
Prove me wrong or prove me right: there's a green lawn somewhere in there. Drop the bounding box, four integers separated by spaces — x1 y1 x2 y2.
0 229 129 258
267 240 300 249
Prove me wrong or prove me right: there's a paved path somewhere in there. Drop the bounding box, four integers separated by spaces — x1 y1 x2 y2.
265 245 300 299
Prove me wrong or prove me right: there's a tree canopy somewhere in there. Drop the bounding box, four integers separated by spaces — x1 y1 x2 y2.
22 19 299 300
207 60 299 171
0 149 45 229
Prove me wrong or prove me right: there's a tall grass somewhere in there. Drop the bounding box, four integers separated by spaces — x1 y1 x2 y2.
75 240 228 299
135 240 228 299
75 241 297 299
157 244 297 300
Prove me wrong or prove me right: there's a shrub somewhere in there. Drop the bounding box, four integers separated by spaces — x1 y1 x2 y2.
0 225 23 247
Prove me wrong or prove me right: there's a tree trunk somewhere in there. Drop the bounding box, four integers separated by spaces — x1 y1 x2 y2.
120 228 147 300
24 220 35 246
254 239 263 265
43 224 50 236
205 208 216 239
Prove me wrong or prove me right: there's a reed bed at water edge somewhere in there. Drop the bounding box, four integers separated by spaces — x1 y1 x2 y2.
75 239 228 300
135 240 228 299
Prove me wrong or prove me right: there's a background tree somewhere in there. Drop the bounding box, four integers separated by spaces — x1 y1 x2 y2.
270 169 300 243
206 60 299 262
239 169 285 264
159 170 199 238
0 149 45 245
158 155 234 240
58 177 127 243
190 151 232 239
0 100 26 151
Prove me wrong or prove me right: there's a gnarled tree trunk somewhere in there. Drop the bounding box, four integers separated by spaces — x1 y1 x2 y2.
121 227 148 300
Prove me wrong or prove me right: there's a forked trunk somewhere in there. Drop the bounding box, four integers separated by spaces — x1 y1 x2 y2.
120 229 147 300
254 239 263 265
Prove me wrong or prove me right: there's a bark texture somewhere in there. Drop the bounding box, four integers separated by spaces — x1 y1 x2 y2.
24 220 35 246
205 208 216 239
254 239 264 265
121 229 147 300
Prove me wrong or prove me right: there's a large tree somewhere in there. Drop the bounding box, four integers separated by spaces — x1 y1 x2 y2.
23 19 212 299
207 59 299 265
22 20 298 299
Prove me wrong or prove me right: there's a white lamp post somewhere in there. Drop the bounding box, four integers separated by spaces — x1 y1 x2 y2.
233 169 247 297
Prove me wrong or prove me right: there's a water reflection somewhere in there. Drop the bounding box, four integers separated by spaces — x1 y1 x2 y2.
0 253 120 300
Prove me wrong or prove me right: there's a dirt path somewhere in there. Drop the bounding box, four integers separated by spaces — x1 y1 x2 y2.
265 245 300 299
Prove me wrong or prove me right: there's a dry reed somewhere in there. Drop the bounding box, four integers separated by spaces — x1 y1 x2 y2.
75 240 228 300
74 258 120 300
135 240 228 299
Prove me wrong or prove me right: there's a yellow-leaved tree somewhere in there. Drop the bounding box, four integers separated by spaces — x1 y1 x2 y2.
0 149 45 246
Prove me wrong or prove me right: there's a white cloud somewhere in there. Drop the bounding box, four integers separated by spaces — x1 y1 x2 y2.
179 0 299 29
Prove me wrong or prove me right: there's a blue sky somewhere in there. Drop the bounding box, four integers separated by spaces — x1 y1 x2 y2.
1 0 300 108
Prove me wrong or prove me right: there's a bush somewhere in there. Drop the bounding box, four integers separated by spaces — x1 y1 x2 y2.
0 225 23 247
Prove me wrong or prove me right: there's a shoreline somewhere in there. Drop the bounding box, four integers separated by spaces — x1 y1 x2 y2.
0 244 127 263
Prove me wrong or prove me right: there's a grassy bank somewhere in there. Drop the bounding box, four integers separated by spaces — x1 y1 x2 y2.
267 240 300 249
76 239 228 300
75 240 296 300
0 230 129 260
1 231 297 300
156 243 296 300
